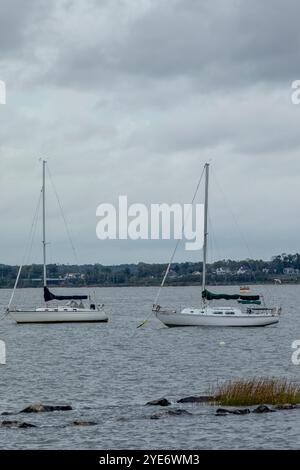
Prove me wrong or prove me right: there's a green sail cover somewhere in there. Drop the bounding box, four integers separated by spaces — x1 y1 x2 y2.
202 289 240 301
202 289 260 302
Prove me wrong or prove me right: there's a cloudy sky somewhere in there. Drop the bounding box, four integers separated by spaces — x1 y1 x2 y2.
0 0 299 265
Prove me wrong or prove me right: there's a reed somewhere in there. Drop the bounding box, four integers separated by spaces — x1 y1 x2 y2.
213 378 300 406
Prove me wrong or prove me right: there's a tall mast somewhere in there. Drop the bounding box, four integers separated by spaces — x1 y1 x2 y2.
42 159 47 287
202 163 209 295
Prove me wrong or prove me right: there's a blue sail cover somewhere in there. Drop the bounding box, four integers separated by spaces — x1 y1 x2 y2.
44 287 88 302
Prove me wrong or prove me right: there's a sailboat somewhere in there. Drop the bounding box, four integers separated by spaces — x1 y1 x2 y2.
7 160 108 324
153 163 281 327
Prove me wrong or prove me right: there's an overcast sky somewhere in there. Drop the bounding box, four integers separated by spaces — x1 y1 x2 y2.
0 0 300 265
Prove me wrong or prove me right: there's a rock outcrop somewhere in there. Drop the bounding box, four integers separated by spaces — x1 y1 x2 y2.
72 420 97 426
177 396 214 404
150 409 192 420
0 420 36 428
252 405 276 413
20 403 73 413
146 398 171 407
274 404 298 410
216 408 250 416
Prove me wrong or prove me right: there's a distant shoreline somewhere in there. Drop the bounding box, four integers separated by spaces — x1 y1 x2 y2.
0 280 299 289
1 253 299 288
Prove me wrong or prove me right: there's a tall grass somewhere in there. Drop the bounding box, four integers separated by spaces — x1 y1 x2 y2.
213 378 300 406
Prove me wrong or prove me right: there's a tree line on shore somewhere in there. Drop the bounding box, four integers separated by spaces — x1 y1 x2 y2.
0 253 299 288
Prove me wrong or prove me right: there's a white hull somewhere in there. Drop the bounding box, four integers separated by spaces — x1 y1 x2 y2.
156 307 279 327
9 307 108 324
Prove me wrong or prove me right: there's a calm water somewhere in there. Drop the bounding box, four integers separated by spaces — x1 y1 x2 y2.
0 285 299 450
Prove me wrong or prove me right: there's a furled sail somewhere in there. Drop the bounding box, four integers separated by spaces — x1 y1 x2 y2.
202 289 240 300
44 287 88 302
202 289 260 302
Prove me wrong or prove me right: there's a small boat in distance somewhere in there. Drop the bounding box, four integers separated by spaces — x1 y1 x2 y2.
153 163 281 327
7 160 108 324
240 286 250 293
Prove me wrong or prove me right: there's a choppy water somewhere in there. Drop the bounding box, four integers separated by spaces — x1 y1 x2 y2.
0 285 299 449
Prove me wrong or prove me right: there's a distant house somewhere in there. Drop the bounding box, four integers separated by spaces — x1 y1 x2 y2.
64 272 81 280
216 267 231 276
262 268 270 274
283 267 300 275
192 271 201 276
237 266 249 275
168 269 177 278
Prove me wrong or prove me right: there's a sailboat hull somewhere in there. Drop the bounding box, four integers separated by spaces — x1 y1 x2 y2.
9 308 108 324
156 308 279 327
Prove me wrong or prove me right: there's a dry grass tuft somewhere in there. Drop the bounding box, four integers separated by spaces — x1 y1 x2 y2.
213 378 300 406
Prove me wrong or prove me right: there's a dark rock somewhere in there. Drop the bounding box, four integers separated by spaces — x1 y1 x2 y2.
252 405 276 414
18 422 37 428
150 413 163 419
146 398 171 407
1 412 14 416
150 413 161 420
150 409 192 420
232 409 250 415
216 408 232 414
0 420 36 428
177 396 214 404
216 408 250 416
274 404 298 410
20 403 72 413
72 420 97 427
115 416 130 422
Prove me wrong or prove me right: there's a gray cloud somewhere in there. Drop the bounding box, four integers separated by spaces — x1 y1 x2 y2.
0 0 300 264
36 0 300 90
0 0 51 55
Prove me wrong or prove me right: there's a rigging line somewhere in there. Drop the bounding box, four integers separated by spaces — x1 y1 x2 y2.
136 165 206 330
208 211 222 264
208 219 216 275
49 242 53 265
211 167 254 259
208 186 223 263
206 213 218 287
6 188 43 313
25 190 42 279
46 164 80 266
211 167 266 295
153 164 206 306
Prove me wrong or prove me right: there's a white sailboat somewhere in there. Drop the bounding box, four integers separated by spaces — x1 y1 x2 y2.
153 163 281 327
7 160 108 324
